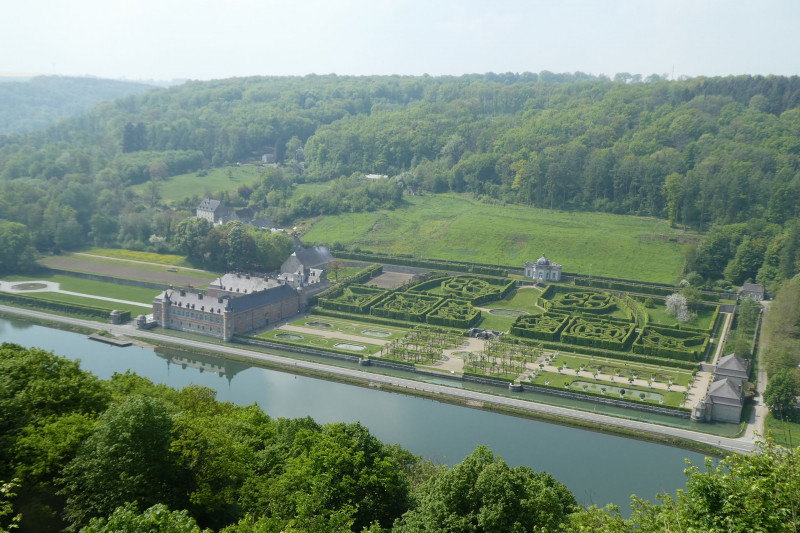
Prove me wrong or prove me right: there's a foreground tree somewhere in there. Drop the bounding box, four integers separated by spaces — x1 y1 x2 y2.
82 503 210 533
59 396 179 531
394 446 575 532
628 440 800 533
764 369 799 419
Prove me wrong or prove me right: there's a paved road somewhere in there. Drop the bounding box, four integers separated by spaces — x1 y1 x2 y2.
0 304 758 455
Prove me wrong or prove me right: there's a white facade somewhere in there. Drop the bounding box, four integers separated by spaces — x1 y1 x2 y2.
524 254 562 281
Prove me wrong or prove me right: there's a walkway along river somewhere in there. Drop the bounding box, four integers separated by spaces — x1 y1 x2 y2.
0 308 724 513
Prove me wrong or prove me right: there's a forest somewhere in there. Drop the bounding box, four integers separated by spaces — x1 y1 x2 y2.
1 341 799 533
1 73 800 288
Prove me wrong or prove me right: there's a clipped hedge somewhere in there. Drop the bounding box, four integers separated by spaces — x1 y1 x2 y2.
560 316 636 351
0 292 131 322
633 326 709 362
318 284 387 314
371 292 443 323
426 299 481 329
544 288 618 315
510 313 570 342
574 277 676 296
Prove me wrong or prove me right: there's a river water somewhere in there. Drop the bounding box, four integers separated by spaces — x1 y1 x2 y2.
0 317 709 513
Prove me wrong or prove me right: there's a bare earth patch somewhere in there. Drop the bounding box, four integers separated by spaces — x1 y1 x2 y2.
40 257 212 287
368 271 416 289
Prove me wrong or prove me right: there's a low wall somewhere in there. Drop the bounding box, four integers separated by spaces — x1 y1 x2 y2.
233 336 362 363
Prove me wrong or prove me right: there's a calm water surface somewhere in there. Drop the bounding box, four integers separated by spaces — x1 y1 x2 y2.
0 317 708 512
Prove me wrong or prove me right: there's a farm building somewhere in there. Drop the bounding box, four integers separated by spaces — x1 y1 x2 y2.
524 254 562 282
152 277 300 341
196 198 228 225
738 283 766 302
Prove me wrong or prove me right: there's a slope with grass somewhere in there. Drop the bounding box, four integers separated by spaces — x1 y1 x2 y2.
303 195 691 284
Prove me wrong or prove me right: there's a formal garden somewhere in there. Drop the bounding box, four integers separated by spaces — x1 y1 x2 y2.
278 264 726 410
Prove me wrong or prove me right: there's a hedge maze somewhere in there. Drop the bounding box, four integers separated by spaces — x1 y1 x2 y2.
372 292 443 322
544 288 617 314
560 317 635 351
633 325 709 361
427 299 481 329
439 276 515 305
318 285 387 314
510 313 570 341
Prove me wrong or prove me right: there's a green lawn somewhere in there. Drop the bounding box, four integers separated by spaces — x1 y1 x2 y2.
289 181 334 203
485 287 543 313
132 165 264 203
547 353 694 386
303 194 692 284
647 305 718 330
1 274 159 303
764 413 800 447
528 370 687 407
0 290 147 318
286 316 409 341
259 329 383 355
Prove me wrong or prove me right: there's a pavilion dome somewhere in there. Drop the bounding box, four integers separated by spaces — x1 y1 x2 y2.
536 255 550 265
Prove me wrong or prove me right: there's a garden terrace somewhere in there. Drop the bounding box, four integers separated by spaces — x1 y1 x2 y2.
560 316 637 351
510 313 570 341
633 325 710 362
426 299 481 329
371 292 443 323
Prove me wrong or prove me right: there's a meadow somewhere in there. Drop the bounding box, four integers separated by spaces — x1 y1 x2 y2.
303 194 693 284
0 273 158 304
132 165 264 203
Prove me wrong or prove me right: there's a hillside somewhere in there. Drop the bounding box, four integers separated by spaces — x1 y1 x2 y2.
0 75 156 134
0 73 799 287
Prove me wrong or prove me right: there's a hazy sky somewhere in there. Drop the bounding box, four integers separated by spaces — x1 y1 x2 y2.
3 0 799 82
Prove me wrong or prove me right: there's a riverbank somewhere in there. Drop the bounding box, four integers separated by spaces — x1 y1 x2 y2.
0 304 748 455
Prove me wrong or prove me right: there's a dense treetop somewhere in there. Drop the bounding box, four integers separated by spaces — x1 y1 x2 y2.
0 73 799 285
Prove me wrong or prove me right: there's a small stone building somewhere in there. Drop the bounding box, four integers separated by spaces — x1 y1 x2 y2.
524 254 562 282
738 283 766 302
196 198 228 225
692 378 744 423
280 245 333 284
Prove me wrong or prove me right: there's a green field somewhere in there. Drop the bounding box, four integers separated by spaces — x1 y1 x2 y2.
303 194 693 284
132 165 264 203
1 274 158 303
83 248 195 267
764 414 800 447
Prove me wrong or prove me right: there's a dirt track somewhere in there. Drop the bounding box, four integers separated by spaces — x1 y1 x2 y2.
40 257 213 287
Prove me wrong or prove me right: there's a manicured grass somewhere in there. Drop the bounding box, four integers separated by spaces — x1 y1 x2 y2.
764 413 800 447
260 329 383 355
477 312 515 332
1 274 158 303
328 266 364 282
546 353 694 386
303 194 692 284
528 370 687 407
131 165 264 203
647 305 718 330
485 287 543 313
0 290 147 317
286 316 409 341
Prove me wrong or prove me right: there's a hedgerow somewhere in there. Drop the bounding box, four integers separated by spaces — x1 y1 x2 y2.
426 299 481 329
371 291 443 323
318 284 387 313
510 313 570 341
560 316 636 351
542 287 618 314
633 326 709 361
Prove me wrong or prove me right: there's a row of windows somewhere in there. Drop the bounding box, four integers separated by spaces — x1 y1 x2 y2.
170 309 222 323
168 319 222 333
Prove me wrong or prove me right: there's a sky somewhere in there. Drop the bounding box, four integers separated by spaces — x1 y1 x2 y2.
2 0 799 82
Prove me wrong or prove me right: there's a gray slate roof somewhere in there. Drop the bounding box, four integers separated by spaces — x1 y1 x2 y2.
707 378 743 407
226 284 298 313
198 198 223 213
716 353 749 379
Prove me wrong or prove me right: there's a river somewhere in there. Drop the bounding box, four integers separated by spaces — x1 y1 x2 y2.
0 317 709 513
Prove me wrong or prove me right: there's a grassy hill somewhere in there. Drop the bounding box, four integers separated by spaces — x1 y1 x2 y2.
303 195 693 284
